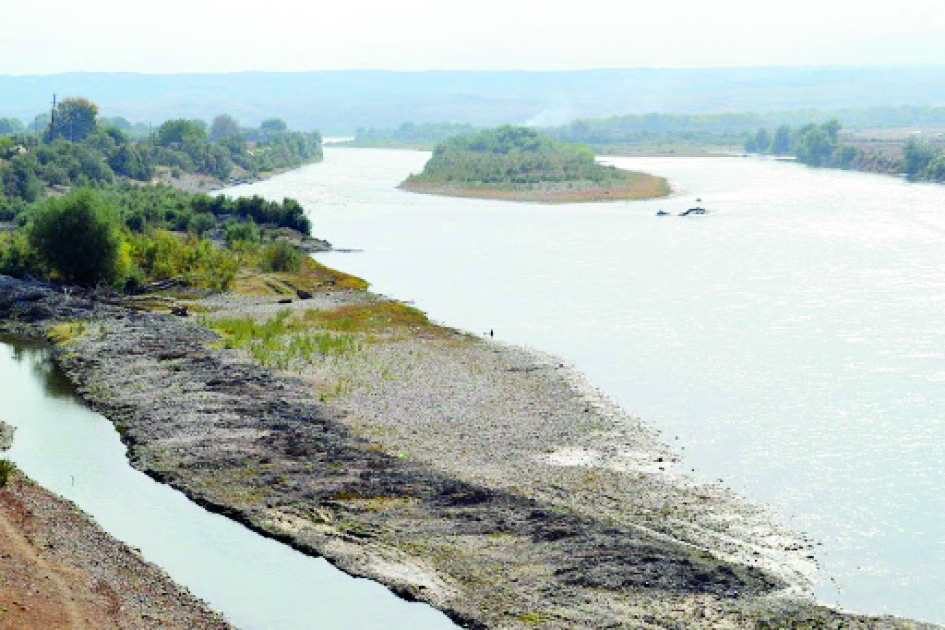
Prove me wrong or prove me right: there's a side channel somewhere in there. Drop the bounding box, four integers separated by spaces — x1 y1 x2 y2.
0 338 457 630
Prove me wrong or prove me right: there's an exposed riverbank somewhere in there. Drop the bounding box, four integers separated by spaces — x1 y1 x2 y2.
0 421 232 629
400 172 669 203
0 274 935 629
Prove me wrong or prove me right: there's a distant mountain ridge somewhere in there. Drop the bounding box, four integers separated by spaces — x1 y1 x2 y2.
3 67 945 134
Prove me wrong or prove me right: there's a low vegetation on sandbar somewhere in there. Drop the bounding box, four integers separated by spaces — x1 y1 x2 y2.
400 125 670 203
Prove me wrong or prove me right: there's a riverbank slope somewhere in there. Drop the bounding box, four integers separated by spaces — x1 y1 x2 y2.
0 274 935 629
0 422 232 629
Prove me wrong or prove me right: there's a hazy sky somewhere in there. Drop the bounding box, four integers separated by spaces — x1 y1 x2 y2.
2 0 944 74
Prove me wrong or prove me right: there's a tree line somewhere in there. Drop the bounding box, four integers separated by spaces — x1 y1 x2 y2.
743 119 945 180
0 97 323 208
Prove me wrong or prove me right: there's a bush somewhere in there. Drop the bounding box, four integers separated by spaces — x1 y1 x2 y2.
0 231 43 278
0 459 13 487
187 212 216 237
262 239 302 273
28 188 123 286
225 220 260 245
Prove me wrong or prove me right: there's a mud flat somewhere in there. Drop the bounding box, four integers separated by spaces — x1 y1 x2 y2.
0 274 935 629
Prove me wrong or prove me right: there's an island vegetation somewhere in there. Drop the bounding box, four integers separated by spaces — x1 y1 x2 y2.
401 125 669 202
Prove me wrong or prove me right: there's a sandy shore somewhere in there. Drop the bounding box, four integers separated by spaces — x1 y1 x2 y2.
400 173 670 203
0 275 937 629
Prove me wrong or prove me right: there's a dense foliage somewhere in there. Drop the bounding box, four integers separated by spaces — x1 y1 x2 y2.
743 119 904 175
406 126 627 185
542 107 945 150
902 138 945 181
27 189 123 286
0 100 322 290
352 122 478 147
1 186 314 291
0 98 323 206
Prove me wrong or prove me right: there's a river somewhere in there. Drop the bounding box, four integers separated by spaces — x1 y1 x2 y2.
0 338 456 629
221 148 945 624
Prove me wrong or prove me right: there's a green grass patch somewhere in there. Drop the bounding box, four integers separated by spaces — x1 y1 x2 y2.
302 301 435 336
206 309 359 370
47 321 88 345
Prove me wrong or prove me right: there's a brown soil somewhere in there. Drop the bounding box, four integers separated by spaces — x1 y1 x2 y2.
400 172 670 203
0 468 232 630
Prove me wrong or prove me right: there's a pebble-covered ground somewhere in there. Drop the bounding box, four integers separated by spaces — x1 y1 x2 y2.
0 274 937 629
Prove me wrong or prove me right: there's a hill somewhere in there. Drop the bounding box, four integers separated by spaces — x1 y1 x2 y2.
4 67 945 134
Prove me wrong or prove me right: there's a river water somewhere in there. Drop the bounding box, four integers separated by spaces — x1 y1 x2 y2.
0 338 456 629
222 148 945 624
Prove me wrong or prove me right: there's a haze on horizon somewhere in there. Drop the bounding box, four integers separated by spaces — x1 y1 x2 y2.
2 0 944 75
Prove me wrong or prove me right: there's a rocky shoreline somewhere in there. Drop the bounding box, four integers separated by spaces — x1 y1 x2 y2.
0 274 936 629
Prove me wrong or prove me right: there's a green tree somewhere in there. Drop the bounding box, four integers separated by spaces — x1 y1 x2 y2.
29 189 122 286
771 125 792 155
822 119 841 144
48 98 99 143
794 123 838 167
902 136 938 179
155 119 207 146
750 128 771 153
1 157 43 202
260 118 288 134
210 114 241 141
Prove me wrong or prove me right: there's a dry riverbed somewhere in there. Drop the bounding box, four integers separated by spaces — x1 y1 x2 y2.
0 274 936 629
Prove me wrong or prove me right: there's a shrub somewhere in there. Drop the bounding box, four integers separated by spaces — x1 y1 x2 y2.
187 212 216 237
28 188 123 286
0 231 43 278
0 459 13 487
225 219 260 245
262 239 302 273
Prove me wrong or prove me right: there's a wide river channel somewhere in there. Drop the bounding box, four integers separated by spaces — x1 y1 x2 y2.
222 147 945 624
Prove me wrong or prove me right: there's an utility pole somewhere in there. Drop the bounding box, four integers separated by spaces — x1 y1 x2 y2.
48 94 56 143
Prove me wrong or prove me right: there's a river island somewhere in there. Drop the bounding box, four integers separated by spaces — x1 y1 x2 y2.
400 126 670 203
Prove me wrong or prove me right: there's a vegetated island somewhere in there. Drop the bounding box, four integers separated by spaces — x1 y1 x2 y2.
400 125 670 202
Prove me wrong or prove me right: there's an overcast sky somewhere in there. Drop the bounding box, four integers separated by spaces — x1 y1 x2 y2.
2 0 944 75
